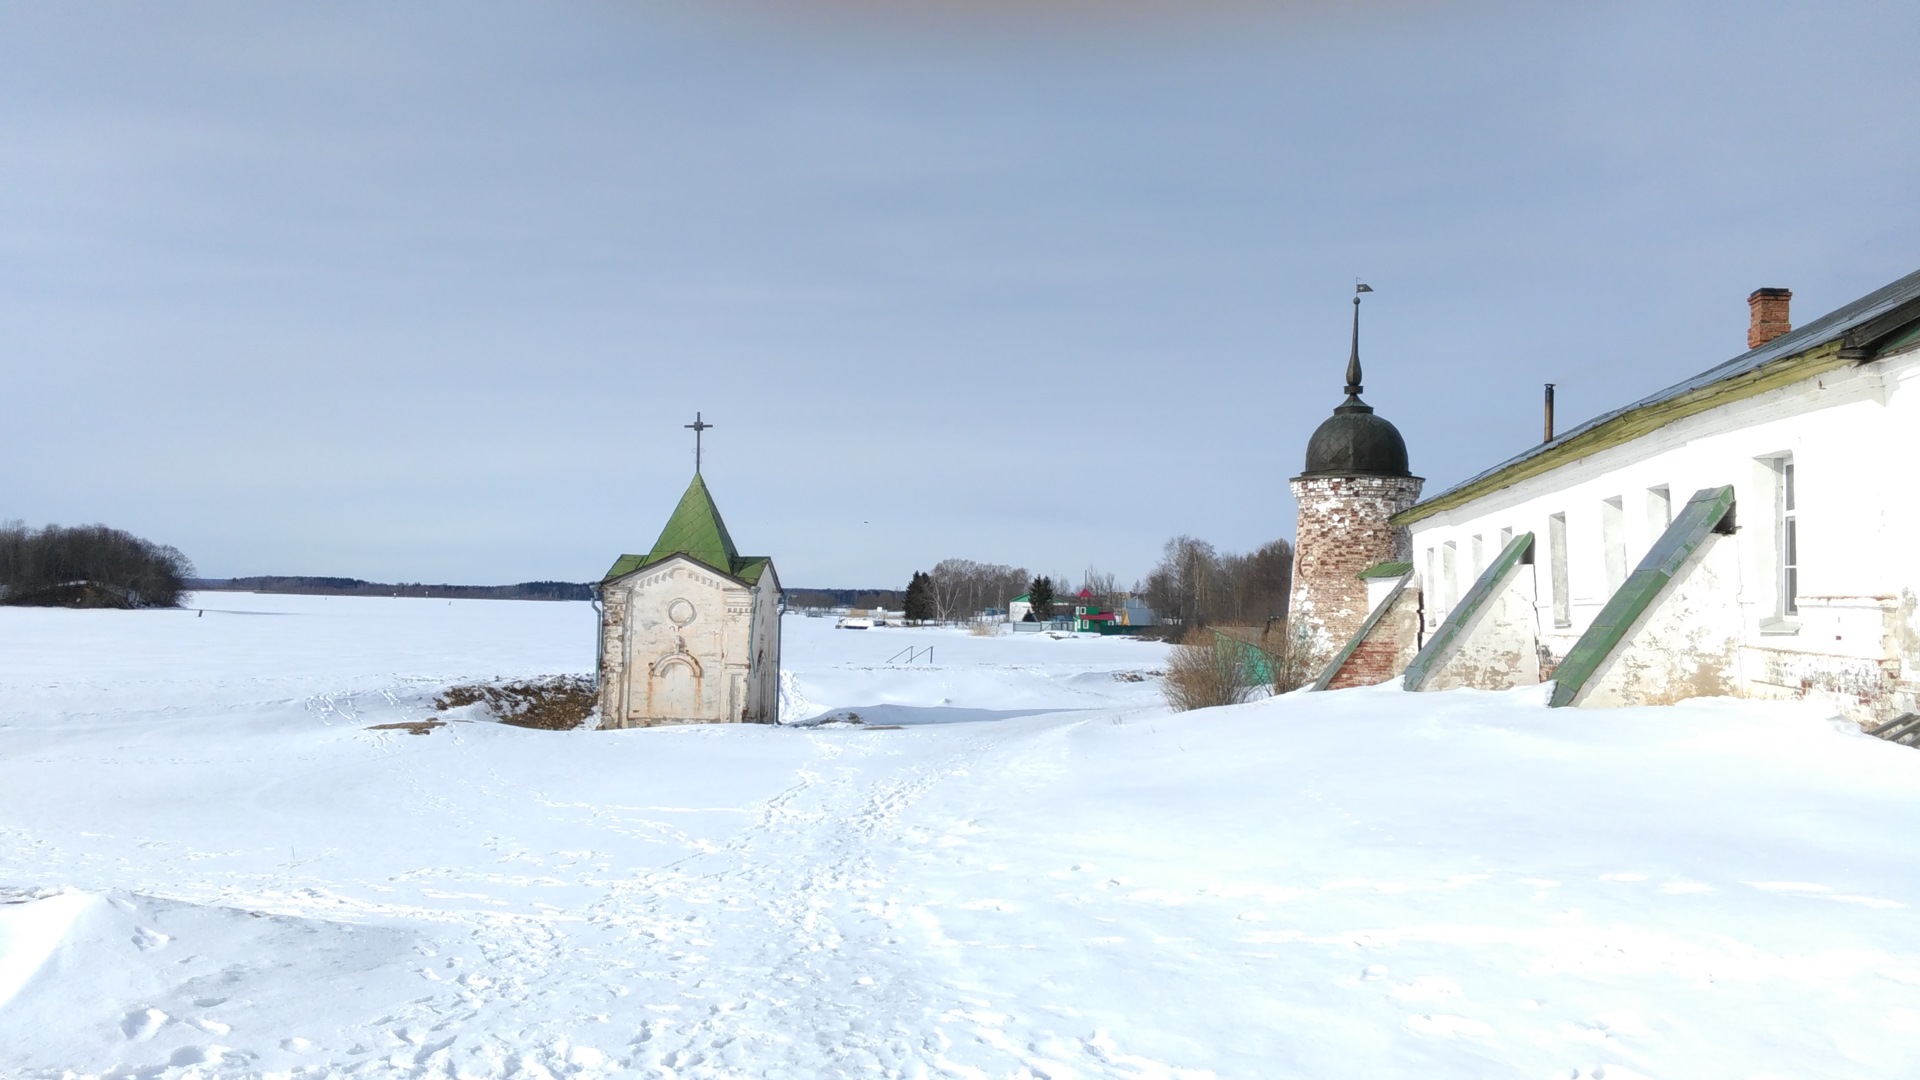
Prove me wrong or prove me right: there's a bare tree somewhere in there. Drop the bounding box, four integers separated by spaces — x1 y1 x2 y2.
1080 567 1119 610
925 558 1032 623
928 557 974 622
1238 538 1294 623
1142 534 1293 630
1143 535 1220 629
0 521 194 608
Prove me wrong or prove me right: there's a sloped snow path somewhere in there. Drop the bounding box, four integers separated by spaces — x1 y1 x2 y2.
382 725 1007 1078
210 710 1181 1080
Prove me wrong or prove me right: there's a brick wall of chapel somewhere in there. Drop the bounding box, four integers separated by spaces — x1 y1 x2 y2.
1289 475 1422 653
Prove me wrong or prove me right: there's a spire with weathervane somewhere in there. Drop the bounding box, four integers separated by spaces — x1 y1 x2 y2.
1339 283 1374 413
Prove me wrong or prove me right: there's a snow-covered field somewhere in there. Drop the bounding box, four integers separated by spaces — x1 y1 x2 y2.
4 595 1920 1079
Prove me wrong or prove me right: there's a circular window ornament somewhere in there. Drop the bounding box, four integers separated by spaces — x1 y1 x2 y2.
667 598 697 626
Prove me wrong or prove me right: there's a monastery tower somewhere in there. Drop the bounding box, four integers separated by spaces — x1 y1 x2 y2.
1288 289 1423 651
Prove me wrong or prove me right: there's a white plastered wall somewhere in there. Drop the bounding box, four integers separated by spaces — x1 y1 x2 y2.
601 558 760 727
1573 532 1746 708
1408 343 1920 721
1420 561 1544 693
746 564 782 724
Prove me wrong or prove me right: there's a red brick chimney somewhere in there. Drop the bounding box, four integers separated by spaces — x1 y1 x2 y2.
1748 287 1791 349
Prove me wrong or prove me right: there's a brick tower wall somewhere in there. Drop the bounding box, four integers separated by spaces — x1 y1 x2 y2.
1288 475 1423 653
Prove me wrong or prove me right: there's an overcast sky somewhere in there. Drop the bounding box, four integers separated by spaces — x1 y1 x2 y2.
5 1 1917 588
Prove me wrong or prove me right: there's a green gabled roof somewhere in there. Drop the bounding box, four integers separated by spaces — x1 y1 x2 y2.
602 472 772 584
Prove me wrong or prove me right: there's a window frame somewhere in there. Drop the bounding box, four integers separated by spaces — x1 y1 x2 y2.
1548 512 1571 628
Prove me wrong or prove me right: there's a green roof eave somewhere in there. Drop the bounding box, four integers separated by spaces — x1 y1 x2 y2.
1358 561 1413 580
602 551 774 586
602 553 647 581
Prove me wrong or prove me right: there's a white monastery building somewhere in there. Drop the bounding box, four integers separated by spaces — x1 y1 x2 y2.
1322 269 1920 726
595 469 782 728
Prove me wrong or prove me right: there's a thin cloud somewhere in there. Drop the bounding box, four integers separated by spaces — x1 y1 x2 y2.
691 0 1436 36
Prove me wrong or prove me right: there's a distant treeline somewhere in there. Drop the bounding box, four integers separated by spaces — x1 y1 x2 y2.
1 521 194 608
190 577 596 602
189 577 904 606
786 587 906 610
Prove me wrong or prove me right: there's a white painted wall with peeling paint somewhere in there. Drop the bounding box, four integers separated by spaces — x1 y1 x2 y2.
597 558 781 727
1406 341 1920 722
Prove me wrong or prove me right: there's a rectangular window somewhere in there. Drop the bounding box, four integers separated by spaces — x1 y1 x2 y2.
1602 496 1627 593
1442 541 1459 612
1499 526 1514 549
1549 512 1571 627
1424 547 1438 627
1778 458 1798 616
1471 534 1484 576
1647 485 1672 535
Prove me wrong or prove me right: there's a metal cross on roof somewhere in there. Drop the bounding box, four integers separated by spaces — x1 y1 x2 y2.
685 411 714 472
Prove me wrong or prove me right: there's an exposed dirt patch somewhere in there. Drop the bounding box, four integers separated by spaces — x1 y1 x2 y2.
1 581 138 609
434 675 597 731
366 720 445 736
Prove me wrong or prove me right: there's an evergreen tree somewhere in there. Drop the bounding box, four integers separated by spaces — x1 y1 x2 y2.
1028 575 1056 621
903 570 935 623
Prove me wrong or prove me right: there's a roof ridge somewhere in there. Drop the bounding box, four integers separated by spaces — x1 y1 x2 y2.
1406 266 1920 517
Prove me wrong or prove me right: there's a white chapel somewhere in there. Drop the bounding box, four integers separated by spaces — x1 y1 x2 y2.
595 462 782 729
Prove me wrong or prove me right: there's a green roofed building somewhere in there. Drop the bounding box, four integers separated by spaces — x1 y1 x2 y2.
595 470 782 729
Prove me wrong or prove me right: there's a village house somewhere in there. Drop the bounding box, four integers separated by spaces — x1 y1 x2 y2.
1006 589 1156 632
595 469 782 728
1068 589 1153 634
1386 269 1920 723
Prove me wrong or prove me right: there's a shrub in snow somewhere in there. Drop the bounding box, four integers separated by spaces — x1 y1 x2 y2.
1269 620 1330 694
1162 628 1257 712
